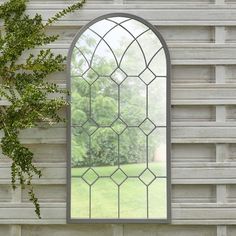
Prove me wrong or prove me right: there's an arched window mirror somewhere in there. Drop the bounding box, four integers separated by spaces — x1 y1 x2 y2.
67 13 171 223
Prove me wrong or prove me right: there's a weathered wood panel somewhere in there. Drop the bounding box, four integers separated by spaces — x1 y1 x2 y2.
0 0 236 235
172 105 216 122
172 184 216 203
22 185 66 203
0 225 11 236
123 225 217 236
21 224 113 236
172 143 216 162
172 65 215 83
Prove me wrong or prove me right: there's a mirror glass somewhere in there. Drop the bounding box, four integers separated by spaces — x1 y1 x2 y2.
70 15 168 220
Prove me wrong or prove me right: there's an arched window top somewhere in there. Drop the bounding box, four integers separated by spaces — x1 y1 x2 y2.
69 13 170 79
68 13 171 223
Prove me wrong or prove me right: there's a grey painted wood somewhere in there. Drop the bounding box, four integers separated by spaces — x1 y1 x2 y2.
0 0 235 235
21 224 113 236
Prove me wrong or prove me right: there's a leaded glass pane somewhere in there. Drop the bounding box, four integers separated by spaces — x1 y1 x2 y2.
69 14 170 222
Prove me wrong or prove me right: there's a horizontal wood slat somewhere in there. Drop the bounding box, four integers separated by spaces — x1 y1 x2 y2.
0 4 235 26
1 203 236 225
0 0 235 233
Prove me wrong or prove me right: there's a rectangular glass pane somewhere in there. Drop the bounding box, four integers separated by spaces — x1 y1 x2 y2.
149 178 167 218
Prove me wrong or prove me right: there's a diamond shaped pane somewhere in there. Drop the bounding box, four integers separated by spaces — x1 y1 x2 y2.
139 68 155 84
82 168 99 185
139 118 156 135
111 118 127 135
82 68 98 84
111 68 127 84
139 169 155 185
111 168 127 185
82 119 98 135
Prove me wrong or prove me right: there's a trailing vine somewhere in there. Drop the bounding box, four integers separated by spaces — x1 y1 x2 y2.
0 0 86 218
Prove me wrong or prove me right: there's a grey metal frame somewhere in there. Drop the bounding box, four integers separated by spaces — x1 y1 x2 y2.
66 13 171 224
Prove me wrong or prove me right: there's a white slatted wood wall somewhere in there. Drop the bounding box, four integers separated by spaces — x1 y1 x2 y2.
0 0 236 235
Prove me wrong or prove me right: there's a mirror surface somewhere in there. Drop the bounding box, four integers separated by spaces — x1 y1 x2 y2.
70 15 168 220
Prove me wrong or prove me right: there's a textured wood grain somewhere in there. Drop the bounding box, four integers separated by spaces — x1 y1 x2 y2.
0 0 235 235
21 224 113 236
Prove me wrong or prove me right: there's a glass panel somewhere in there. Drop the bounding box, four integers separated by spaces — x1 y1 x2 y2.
138 30 162 63
91 179 118 218
121 19 148 37
108 17 129 23
120 77 146 126
103 25 133 63
119 128 146 176
75 29 100 64
91 128 118 166
91 40 117 76
91 77 118 126
71 48 89 76
71 127 90 167
149 78 166 126
148 178 167 218
70 14 168 221
148 128 166 176
120 179 146 218
149 48 167 76
82 68 98 85
94 165 117 177
71 178 89 218
111 168 128 185
120 41 146 76
71 77 90 126
89 19 117 37
139 68 156 85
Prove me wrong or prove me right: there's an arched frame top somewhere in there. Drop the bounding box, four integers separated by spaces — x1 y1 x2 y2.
67 13 171 224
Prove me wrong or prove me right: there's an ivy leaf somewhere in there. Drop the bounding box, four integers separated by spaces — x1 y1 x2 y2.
0 0 86 218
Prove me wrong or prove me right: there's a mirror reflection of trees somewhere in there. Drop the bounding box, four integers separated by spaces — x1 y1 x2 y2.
71 23 166 168
70 17 168 219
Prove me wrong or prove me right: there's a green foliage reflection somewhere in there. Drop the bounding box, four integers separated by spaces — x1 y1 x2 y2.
71 30 164 167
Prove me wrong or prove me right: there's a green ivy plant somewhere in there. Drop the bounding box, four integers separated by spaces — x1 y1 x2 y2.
0 0 86 218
